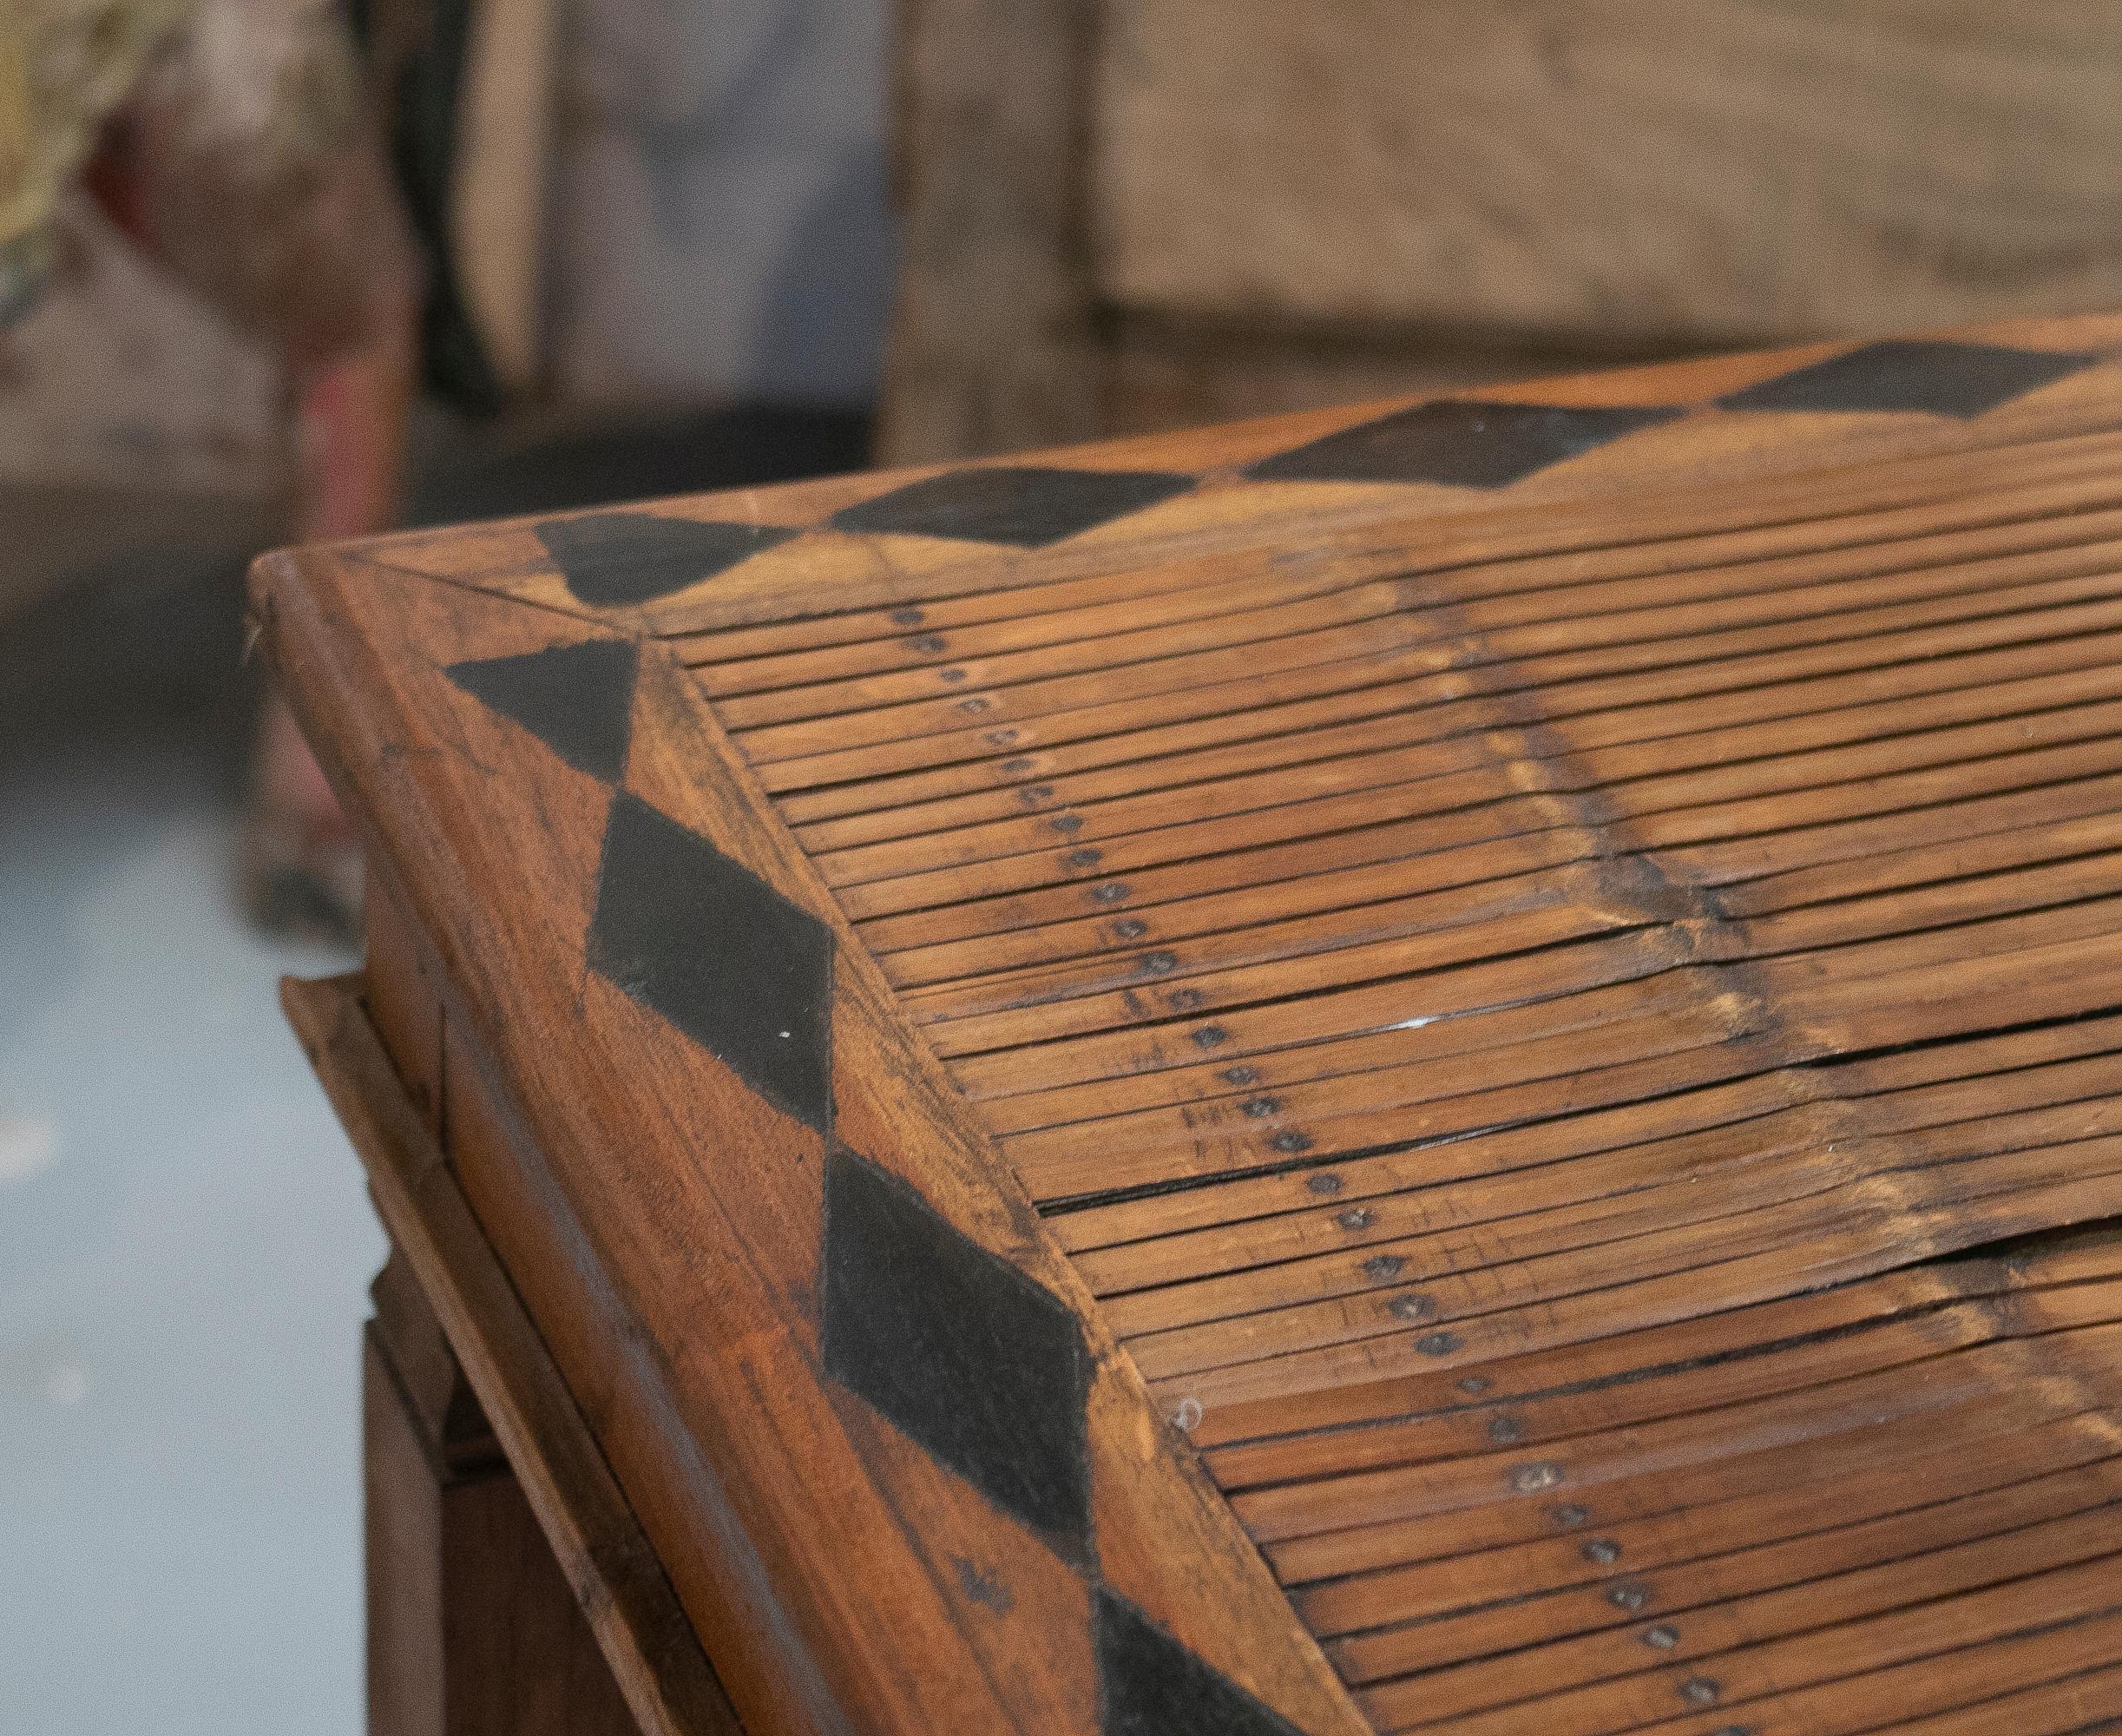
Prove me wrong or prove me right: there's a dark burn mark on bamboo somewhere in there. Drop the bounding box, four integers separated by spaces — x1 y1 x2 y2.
535 512 796 605
587 792 833 1134
445 638 639 783
1093 1588 1304 1736
1715 339 2098 419
950 1556 1014 1615
830 465 1197 548
822 1148 1093 1553
1247 399 1684 489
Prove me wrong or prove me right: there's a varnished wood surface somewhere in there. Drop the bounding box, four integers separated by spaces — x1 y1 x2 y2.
268 313 2122 1732
263 577 1365 1731
286 976 743 1736
364 1252 639 1736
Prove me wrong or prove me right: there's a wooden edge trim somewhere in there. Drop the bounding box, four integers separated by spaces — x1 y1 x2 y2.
639 655 1374 1733
282 971 744 1736
256 546 1373 1733
319 311 2122 640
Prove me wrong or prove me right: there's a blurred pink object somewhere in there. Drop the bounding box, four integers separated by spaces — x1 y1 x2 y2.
37 0 424 940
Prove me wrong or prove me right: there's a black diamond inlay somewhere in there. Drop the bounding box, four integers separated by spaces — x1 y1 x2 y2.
446 639 639 782
1094 1588 1302 1736
823 1149 1092 1550
1715 339 2099 420
588 792 832 1133
829 466 1196 548
1246 399 1684 489
537 512 798 607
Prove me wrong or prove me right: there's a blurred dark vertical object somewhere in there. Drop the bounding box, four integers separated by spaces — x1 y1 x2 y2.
352 0 503 409
883 0 1103 463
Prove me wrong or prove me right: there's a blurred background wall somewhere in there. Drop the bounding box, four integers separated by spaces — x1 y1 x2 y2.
0 0 897 623
549 0 895 406
884 0 2122 458
16 0 2122 620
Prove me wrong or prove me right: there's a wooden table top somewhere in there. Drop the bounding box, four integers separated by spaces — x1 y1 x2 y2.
263 312 2122 1735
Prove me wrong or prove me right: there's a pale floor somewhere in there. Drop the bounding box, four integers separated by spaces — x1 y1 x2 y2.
0 562 380 1735
0 406 865 1734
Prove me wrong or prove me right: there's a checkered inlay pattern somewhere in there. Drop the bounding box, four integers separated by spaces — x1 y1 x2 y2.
523 341 2106 611
446 641 1303 1727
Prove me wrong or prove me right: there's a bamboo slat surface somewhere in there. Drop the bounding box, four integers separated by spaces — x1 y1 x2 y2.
662 326 2122 1732
273 312 2122 1733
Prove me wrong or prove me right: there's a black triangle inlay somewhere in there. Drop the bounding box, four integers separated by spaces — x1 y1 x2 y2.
1246 399 1684 489
823 1149 1093 1554
1094 1588 1303 1736
536 512 798 607
1715 340 2099 420
830 466 1197 548
446 639 640 783
587 792 834 1134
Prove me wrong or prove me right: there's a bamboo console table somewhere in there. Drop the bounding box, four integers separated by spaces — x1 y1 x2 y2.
265 312 2122 1735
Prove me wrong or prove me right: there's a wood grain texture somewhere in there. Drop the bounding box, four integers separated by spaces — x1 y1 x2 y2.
286 975 742 1736
345 311 2122 642
263 562 1365 1733
1097 1 2122 342
364 1266 637 1736
274 312 2122 1732
1091 313 1695 446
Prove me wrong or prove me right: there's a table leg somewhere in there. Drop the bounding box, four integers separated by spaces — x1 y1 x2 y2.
364 1250 639 1736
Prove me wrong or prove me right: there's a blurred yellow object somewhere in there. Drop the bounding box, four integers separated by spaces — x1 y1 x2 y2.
0 0 404 352
0 0 197 314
